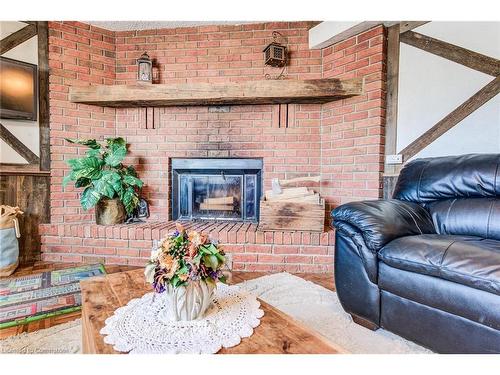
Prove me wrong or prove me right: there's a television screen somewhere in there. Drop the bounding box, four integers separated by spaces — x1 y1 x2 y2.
0 56 38 121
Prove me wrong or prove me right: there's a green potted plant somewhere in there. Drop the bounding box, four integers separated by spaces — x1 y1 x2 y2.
62 137 144 225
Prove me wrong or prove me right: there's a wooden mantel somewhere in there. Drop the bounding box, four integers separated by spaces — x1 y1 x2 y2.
69 78 363 107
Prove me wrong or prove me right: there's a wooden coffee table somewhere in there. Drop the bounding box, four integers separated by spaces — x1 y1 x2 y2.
80 269 343 354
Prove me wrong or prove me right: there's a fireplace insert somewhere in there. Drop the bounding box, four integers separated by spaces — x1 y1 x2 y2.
171 158 262 222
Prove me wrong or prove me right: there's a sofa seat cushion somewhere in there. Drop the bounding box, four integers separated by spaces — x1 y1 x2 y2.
378 234 500 296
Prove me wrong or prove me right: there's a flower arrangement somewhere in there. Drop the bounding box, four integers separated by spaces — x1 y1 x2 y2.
144 223 227 292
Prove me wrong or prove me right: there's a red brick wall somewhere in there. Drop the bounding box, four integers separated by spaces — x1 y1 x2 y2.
42 21 387 270
320 26 386 222
48 21 116 223
113 22 323 220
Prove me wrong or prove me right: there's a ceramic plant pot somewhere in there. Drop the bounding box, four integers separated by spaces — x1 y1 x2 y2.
95 198 127 225
163 280 215 321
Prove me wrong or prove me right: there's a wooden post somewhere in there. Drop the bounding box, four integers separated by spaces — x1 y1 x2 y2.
37 21 50 171
384 24 401 196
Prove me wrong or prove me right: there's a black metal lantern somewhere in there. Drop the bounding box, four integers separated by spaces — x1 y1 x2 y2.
263 32 287 68
137 52 152 84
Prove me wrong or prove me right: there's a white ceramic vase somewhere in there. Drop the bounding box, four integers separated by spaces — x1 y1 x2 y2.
163 280 215 321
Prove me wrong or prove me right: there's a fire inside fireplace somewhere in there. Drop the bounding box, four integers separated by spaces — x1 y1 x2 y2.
171 158 263 222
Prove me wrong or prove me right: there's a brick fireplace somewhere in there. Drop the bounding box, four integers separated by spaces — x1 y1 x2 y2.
40 21 386 272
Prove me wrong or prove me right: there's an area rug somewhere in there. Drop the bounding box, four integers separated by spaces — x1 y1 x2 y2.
0 272 432 354
238 272 432 354
0 319 81 354
0 264 106 329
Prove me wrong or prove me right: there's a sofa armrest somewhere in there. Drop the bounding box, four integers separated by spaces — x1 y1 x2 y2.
332 199 436 253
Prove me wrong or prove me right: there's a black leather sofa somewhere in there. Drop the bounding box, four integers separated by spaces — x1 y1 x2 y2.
331 154 500 353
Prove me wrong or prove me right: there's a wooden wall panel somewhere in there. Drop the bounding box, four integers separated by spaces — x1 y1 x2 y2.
0 174 50 264
0 21 51 265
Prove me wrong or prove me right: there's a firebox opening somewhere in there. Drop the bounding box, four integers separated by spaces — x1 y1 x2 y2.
171 158 263 223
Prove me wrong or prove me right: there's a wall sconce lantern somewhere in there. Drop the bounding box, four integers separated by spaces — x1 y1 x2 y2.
137 52 152 84
263 42 286 67
263 32 288 79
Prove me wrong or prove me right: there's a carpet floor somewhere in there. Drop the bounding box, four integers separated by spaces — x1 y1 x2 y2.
0 318 81 354
239 272 431 354
0 272 431 354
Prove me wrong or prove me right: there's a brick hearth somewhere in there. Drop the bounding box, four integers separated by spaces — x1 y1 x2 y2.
40 222 334 272
41 21 386 271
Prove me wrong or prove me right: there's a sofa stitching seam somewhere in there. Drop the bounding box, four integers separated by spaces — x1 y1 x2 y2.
494 162 499 196
416 160 429 202
443 198 457 234
486 199 494 239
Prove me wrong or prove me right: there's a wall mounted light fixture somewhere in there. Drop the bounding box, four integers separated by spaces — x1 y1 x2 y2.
137 52 152 84
263 31 288 80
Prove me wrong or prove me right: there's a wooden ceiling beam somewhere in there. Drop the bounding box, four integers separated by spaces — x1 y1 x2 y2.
0 24 38 55
400 30 500 76
0 123 40 165
69 78 364 107
400 76 500 161
399 21 429 33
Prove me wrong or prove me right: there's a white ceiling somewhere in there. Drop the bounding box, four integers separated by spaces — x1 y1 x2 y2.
89 21 259 31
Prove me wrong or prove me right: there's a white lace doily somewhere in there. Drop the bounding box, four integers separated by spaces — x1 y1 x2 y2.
100 283 264 354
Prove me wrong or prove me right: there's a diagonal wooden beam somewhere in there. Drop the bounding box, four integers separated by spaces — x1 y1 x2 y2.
399 21 429 33
0 123 40 164
400 31 500 77
0 24 37 55
400 76 500 161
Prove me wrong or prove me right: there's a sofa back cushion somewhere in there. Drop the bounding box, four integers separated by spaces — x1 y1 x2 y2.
393 153 500 239
426 198 500 240
393 154 499 203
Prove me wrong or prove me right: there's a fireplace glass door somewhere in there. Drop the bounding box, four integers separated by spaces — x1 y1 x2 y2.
172 158 262 222
190 174 242 220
